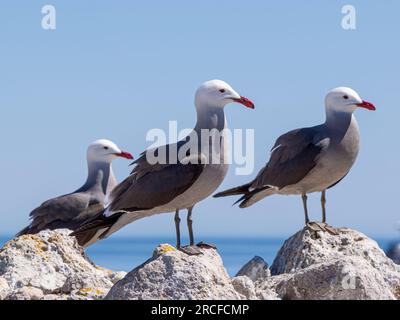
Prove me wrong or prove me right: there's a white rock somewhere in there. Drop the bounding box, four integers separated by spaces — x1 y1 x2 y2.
43 294 63 300
231 276 257 300
236 256 270 282
260 257 398 300
0 229 126 300
232 275 279 300
260 227 400 300
106 244 244 300
2 226 398 300
8 286 44 300
0 277 9 300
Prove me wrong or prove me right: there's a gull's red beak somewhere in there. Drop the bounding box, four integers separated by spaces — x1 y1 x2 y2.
233 96 255 109
356 100 376 111
116 151 134 160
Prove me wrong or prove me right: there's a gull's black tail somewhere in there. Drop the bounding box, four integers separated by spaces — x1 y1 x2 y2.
213 183 252 198
214 183 274 208
70 210 124 247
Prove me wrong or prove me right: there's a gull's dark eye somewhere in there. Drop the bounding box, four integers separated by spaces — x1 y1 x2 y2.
343 95 349 100
219 89 226 93
104 146 109 150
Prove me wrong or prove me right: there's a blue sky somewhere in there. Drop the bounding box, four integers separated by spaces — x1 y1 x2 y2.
0 1 399 240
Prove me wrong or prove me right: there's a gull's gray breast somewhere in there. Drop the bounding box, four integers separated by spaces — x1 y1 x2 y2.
161 129 230 210
280 116 360 194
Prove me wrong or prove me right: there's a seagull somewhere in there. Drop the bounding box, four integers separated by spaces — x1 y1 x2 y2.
71 80 255 253
214 87 375 231
17 139 133 236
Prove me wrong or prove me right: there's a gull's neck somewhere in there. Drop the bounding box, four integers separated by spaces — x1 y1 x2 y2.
192 104 229 162
194 104 226 132
78 161 117 195
324 108 357 141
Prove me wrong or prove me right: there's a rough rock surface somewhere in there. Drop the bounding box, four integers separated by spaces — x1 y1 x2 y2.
232 275 279 300
0 277 10 300
106 244 244 300
261 227 400 300
2 226 399 300
231 276 258 299
0 229 125 300
260 257 398 300
236 256 270 282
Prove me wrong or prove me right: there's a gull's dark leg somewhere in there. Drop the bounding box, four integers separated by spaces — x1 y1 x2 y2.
319 190 339 235
303 191 339 236
187 206 195 246
179 206 202 255
302 194 310 225
186 205 217 250
321 190 327 223
185 206 216 251
174 210 181 249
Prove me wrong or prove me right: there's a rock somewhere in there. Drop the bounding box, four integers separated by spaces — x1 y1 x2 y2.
232 276 279 300
106 244 244 300
259 227 400 300
387 242 400 264
2 225 398 300
0 229 126 300
8 286 44 300
43 294 62 300
256 287 281 300
231 276 257 300
236 256 270 282
0 277 9 300
259 257 397 300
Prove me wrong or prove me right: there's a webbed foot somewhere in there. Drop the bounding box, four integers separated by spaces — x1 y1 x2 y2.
307 221 339 235
178 245 203 256
196 241 217 249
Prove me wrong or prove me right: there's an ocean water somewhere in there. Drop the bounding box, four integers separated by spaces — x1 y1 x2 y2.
0 236 397 276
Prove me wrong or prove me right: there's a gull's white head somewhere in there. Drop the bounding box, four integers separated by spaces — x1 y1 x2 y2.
87 139 133 164
195 80 254 110
325 87 376 114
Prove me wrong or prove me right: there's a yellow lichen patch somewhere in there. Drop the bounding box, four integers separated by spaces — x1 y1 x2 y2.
157 244 177 255
27 235 50 261
18 234 33 241
95 289 105 296
79 287 93 295
0 235 48 259
32 236 48 251
78 287 105 298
